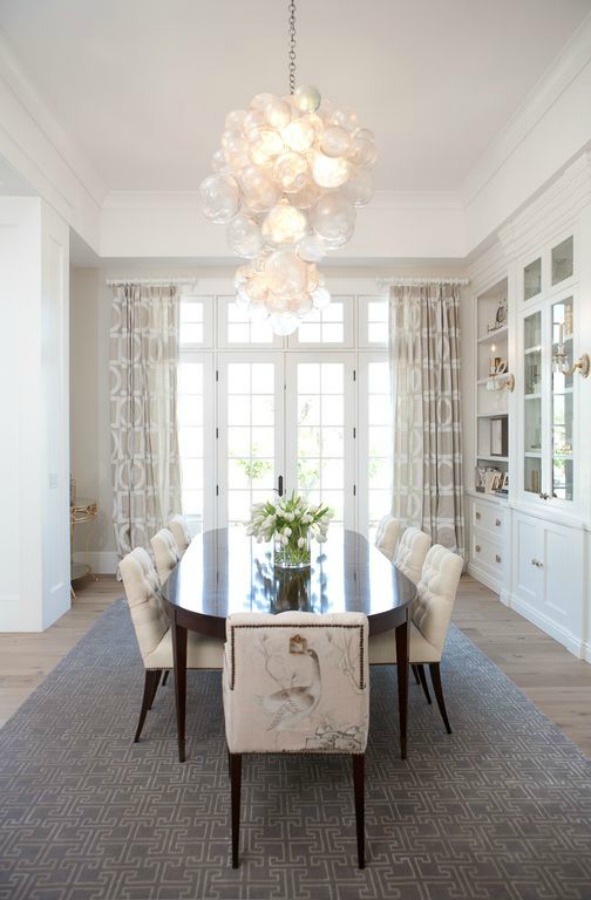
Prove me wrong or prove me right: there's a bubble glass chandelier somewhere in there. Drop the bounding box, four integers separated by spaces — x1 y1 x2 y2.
199 0 377 335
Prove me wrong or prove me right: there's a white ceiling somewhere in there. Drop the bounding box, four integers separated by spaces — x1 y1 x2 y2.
0 0 590 196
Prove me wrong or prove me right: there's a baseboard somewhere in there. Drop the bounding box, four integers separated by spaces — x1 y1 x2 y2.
466 562 502 595
73 551 118 576
508 593 585 660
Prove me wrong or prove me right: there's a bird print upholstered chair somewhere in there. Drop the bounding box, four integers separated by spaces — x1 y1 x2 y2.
119 547 223 743
150 527 181 585
369 544 463 733
167 514 192 555
223 611 370 869
395 527 432 586
374 515 401 562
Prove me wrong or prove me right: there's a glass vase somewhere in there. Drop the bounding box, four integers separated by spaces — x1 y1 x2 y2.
273 532 311 569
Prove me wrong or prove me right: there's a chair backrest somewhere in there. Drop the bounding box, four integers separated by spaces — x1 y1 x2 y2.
167 514 192 554
150 527 181 584
395 527 431 585
119 547 170 666
223 611 369 755
374 515 401 562
411 545 463 657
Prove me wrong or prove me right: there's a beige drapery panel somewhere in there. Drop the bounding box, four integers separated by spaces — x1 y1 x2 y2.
109 283 182 558
389 281 465 557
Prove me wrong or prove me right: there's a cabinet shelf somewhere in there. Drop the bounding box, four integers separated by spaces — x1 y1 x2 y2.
477 325 508 344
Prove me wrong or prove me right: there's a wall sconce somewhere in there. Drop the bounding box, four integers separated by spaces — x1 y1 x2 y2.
486 346 515 391
553 325 590 377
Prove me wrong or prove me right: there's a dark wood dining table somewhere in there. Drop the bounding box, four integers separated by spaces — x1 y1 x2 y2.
163 526 417 763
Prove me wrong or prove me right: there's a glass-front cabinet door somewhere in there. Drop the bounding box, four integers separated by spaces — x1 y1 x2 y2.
523 311 542 495
519 232 578 509
551 297 574 501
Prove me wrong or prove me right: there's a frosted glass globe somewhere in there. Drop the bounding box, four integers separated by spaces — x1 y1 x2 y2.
320 126 351 158
240 166 280 212
227 215 264 258
310 192 356 246
282 118 315 153
262 202 308 246
343 166 374 206
311 152 351 189
264 249 307 295
263 96 292 129
293 85 321 113
199 174 240 223
349 129 377 167
225 109 247 131
273 151 309 193
270 312 301 335
247 128 284 166
312 286 331 309
297 234 326 263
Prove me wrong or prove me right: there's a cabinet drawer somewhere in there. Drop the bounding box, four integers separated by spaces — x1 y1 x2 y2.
472 501 505 533
471 531 504 577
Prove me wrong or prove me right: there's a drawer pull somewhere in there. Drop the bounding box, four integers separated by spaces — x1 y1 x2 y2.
495 518 501 527
531 558 544 568
495 554 501 564
475 544 481 553
475 511 481 520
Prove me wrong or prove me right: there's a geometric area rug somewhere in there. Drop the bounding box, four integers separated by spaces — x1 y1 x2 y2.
1 601 590 900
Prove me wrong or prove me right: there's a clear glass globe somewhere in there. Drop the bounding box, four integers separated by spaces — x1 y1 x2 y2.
264 249 307 295
311 151 351 189
262 202 308 246
227 215 264 258
310 191 356 245
273 151 309 193
320 126 351 158
199 174 240 224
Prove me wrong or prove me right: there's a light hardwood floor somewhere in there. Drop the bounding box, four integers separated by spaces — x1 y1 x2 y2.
1 573 590 757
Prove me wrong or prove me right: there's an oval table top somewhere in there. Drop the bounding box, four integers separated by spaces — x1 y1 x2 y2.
163 525 416 639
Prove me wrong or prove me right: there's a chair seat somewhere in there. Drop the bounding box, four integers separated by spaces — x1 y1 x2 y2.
368 622 441 665
145 627 224 670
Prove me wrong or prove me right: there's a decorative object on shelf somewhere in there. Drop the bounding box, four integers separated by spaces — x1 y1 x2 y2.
246 491 333 569
553 325 590 377
490 417 508 457
198 0 376 336
495 297 507 326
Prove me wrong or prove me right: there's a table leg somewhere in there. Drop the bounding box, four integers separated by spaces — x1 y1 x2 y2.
395 615 410 760
171 617 188 762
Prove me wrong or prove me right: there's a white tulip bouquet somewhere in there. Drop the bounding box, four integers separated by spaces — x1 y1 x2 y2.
246 491 333 567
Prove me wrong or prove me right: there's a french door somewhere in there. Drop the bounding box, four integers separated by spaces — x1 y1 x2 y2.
216 352 356 529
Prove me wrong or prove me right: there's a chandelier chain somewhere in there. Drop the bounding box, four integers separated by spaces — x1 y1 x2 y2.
288 0 296 94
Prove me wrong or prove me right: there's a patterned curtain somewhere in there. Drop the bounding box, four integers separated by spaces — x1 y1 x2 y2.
110 283 182 558
389 281 465 557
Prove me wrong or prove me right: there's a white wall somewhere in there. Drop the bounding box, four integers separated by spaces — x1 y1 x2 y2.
0 197 70 630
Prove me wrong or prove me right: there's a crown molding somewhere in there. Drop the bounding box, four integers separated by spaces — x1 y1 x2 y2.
460 12 591 209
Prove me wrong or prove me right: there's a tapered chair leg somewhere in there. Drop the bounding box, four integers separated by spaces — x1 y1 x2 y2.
417 664 432 704
230 753 242 868
352 754 365 869
162 670 169 687
411 664 421 685
429 662 452 734
134 669 162 743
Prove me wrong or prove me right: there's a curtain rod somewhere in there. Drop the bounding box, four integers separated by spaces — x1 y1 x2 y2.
376 277 470 288
106 278 199 287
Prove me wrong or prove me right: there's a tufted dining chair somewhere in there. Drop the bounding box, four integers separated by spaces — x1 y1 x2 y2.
167 515 192 555
374 515 401 562
119 547 223 743
395 527 432 586
223 611 370 869
369 544 463 733
150 527 181 585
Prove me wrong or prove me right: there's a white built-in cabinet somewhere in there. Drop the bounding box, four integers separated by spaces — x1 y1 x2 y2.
466 152 591 662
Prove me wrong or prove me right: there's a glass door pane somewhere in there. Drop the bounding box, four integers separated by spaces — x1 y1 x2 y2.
523 311 542 494
217 356 284 526
551 299 574 501
286 355 354 527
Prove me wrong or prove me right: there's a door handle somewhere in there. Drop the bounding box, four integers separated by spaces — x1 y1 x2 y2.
277 475 284 497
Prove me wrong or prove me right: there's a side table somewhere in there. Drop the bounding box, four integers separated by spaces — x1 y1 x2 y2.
70 498 98 596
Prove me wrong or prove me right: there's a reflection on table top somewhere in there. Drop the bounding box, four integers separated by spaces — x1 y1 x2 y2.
163 526 416 637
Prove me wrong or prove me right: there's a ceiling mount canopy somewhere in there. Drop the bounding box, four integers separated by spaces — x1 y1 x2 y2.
199 0 377 335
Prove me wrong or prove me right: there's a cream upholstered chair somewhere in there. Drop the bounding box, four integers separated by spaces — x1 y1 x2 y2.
374 515 401 562
120 547 223 743
167 515 192 555
150 527 181 585
395 526 432 586
223 611 370 869
369 544 463 733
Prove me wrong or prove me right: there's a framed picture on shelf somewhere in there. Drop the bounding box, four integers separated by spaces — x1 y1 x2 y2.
490 416 508 457
502 472 509 489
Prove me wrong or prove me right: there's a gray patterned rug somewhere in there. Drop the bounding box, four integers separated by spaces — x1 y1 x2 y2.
1 601 590 900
